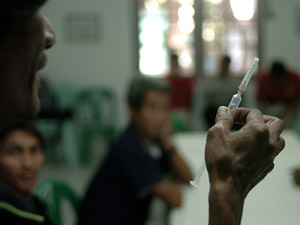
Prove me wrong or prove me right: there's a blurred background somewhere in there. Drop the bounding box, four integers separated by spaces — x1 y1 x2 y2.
33 0 300 224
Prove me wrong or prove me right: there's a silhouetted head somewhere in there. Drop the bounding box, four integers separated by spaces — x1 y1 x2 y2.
0 0 56 130
270 62 287 82
219 55 231 77
169 53 180 76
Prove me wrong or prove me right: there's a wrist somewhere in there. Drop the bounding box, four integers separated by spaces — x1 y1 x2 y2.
208 181 245 225
160 137 175 151
166 146 177 158
163 141 174 151
209 181 243 207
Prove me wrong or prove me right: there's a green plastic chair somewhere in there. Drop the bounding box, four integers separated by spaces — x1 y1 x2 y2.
170 111 190 132
163 206 172 225
35 178 80 225
74 88 117 165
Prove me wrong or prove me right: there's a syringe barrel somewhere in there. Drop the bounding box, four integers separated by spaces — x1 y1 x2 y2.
228 93 242 110
239 57 259 92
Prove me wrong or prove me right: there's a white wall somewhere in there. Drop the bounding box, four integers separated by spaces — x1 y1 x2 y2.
262 0 300 72
41 0 300 130
41 0 136 128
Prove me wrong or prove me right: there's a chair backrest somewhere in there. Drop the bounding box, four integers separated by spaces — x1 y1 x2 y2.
35 178 80 225
75 88 117 129
170 112 190 132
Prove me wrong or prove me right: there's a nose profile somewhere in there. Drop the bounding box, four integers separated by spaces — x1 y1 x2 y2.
43 16 56 49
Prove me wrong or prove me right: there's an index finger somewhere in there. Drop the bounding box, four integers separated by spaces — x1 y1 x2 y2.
215 106 234 133
232 108 265 125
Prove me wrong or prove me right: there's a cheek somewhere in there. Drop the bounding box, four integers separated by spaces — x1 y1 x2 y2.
0 156 21 181
33 154 45 171
140 110 155 127
144 110 166 126
142 111 163 134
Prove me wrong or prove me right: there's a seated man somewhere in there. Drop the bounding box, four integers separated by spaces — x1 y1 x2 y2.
78 77 193 225
256 61 300 128
0 122 53 225
203 55 238 129
166 53 194 130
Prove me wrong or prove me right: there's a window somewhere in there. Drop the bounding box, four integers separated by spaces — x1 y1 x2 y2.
136 0 258 77
202 0 258 76
137 0 195 77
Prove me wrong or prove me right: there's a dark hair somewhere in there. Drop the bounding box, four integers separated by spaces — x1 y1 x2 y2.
0 0 47 39
127 77 170 112
271 61 287 75
270 61 287 81
0 0 47 17
222 55 231 64
0 122 46 151
170 53 178 63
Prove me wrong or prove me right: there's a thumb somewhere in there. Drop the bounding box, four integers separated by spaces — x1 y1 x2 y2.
215 106 233 132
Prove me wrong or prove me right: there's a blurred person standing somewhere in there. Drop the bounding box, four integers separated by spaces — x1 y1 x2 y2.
203 55 233 128
166 53 194 129
256 61 300 128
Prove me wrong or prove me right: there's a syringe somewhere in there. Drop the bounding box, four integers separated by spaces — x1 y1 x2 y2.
190 57 260 188
228 57 259 110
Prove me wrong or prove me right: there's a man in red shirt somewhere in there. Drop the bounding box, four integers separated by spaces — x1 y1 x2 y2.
166 54 194 131
167 54 194 109
257 61 300 127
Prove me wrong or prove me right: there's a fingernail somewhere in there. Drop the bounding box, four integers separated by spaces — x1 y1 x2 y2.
218 106 229 115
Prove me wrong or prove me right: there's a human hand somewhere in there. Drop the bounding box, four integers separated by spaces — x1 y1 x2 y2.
205 106 285 198
206 107 285 225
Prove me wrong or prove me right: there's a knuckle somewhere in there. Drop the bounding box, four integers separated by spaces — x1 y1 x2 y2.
269 163 275 172
272 137 285 158
267 116 284 131
280 137 285 149
275 118 284 130
277 137 285 150
208 124 224 137
251 108 264 118
252 109 263 115
262 162 275 176
254 124 269 140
